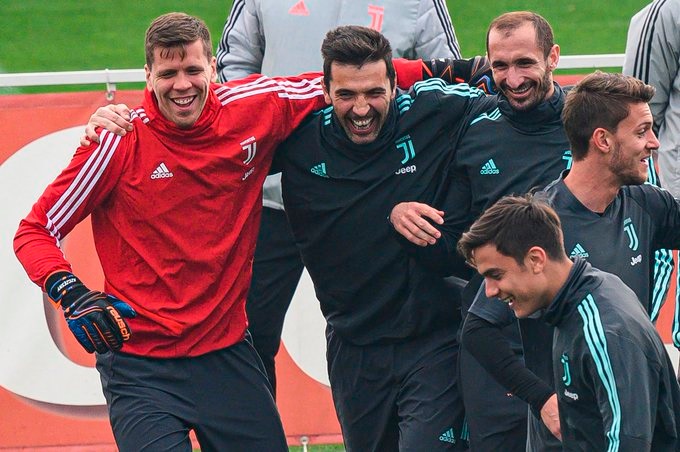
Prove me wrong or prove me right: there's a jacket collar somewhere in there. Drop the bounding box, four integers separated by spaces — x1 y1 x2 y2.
498 82 565 132
142 83 221 141
542 257 590 327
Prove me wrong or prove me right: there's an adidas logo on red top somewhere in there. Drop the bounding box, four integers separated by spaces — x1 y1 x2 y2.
151 162 174 179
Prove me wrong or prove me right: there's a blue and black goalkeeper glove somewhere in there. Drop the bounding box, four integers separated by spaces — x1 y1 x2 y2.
422 55 496 95
46 271 136 354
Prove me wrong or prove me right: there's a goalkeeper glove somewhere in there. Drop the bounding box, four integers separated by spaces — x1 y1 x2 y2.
421 55 496 95
46 271 136 354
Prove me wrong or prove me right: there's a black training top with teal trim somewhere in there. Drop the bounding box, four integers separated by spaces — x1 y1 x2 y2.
471 178 680 381
547 175 680 320
543 257 680 451
402 82 571 279
274 80 494 345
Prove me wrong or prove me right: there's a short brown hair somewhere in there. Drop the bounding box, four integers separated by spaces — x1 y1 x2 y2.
563 71 655 160
458 194 566 267
321 25 395 90
486 11 554 59
145 12 212 68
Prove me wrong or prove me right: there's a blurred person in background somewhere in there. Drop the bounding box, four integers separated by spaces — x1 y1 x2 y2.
624 0 680 372
624 0 680 199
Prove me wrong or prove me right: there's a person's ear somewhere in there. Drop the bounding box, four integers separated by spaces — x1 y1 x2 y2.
526 246 548 274
547 44 560 72
322 80 332 104
592 128 612 154
145 64 153 91
210 56 217 83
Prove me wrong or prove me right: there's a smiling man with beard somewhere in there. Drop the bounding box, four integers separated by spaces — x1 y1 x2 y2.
458 192 680 451
389 11 573 450
487 14 556 112
271 25 496 451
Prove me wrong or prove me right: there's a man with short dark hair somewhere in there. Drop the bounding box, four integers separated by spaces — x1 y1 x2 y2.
273 25 493 451
14 12 331 451
458 192 680 451
215 0 462 397
624 0 680 199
